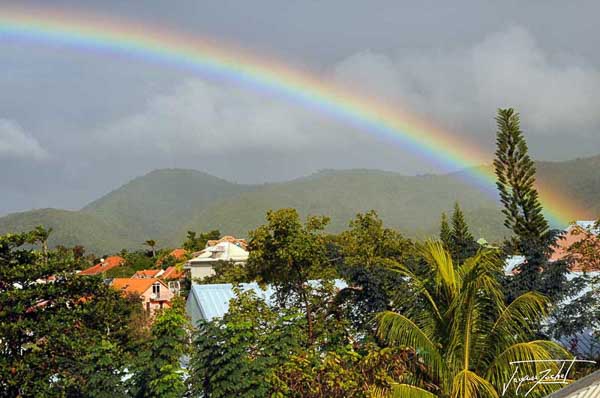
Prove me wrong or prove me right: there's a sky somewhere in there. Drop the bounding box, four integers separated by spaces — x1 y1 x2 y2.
1 0 600 215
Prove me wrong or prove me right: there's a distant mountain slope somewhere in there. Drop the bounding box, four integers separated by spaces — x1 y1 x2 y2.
81 169 252 244
0 209 130 255
0 155 598 254
536 155 600 218
184 169 508 241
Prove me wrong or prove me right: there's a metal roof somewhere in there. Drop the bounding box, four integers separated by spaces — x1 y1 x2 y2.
186 280 347 327
545 370 600 398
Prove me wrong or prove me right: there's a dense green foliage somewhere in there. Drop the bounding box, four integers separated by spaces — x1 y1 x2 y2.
130 299 189 398
1 155 599 254
0 229 144 397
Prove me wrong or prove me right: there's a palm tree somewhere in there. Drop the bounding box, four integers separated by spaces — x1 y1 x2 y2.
376 241 570 398
144 239 157 258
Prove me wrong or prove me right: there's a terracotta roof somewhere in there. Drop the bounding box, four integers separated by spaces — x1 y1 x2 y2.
156 248 188 266
111 278 166 295
551 225 600 272
79 256 125 276
133 269 162 278
161 266 185 280
207 236 248 250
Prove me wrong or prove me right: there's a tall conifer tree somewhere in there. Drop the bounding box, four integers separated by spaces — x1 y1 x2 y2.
449 203 477 264
439 212 452 250
494 108 565 298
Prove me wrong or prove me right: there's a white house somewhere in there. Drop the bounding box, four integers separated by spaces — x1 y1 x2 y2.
184 236 249 281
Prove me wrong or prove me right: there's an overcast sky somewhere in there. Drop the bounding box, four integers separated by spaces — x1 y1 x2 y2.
2 0 600 215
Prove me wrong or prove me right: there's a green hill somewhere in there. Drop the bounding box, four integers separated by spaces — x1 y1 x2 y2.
184 169 508 240
0 155 598 254
81 169 251 244
0 209 130 255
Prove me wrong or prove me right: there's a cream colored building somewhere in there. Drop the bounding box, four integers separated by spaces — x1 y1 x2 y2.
184 237 249 281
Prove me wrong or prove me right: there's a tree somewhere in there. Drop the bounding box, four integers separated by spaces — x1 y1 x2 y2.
0 229 141 397
189 288 304 398
246 208 334 343
493 108 562 298
449 203 478 264
336 211 414 331
144 239 157 258
131 298 189 398
183 230 221 252
377 241 570 398
548 220 600 357
439 212 452 250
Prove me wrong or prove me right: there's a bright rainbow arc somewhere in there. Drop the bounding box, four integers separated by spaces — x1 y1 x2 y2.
0 6 587 227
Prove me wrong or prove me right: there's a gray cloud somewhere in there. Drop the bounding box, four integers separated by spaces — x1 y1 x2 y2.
332 27 600 143
0 119 48 160
2 1 600 215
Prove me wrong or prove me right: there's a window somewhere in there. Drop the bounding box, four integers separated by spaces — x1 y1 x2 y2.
152 282 160 298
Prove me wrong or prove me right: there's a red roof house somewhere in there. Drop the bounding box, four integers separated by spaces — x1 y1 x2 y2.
79 256 125 276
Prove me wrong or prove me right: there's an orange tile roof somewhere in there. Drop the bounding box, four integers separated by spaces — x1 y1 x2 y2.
156 248 188 266
79 256 125 275
207 236 248 250
161 266 185 280
111 278 166 295
551 226 600 272
133 269 162 278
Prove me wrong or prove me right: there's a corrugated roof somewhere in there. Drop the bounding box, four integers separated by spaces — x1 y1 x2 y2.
545 370 600 398
186 280 347 327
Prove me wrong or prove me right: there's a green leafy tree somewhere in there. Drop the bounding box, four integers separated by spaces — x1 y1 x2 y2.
377 241 570 398
0 229 141 397
336 211 414 331
200 260 251 284
131 298 189 398
493 108 565 299
189 288 304 398
246 208 333 343
183 230 221 252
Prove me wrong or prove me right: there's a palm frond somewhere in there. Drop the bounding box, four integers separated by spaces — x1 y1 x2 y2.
451 369 499 398
389 384 438 398
485 340 571 393
490 292 550 343
420 240 459 297
377 311 444 379
387 262 443 323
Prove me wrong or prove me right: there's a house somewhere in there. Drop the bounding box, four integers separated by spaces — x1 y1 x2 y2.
111 278 173 313
186 280 347 327
79 255 125 276
156 248 188 267
132 269 163 279
503 221 600 358
184 236 249 281
131 267 186 295
503 221 599 275
545 369 600 398
161 266 186 296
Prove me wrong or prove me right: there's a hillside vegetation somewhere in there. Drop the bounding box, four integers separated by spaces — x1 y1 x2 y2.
1 155 598 254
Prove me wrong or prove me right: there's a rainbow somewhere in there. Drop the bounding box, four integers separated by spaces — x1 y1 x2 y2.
0 5 589 227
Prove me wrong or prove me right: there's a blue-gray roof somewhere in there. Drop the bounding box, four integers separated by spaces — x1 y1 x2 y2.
186 280 347 327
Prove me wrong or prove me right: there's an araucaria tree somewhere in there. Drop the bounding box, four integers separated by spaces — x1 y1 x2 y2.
493 108 565 298
449 203 478 264
377 241 570 398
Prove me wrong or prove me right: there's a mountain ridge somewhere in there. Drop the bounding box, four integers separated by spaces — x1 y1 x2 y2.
1 155 598 254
